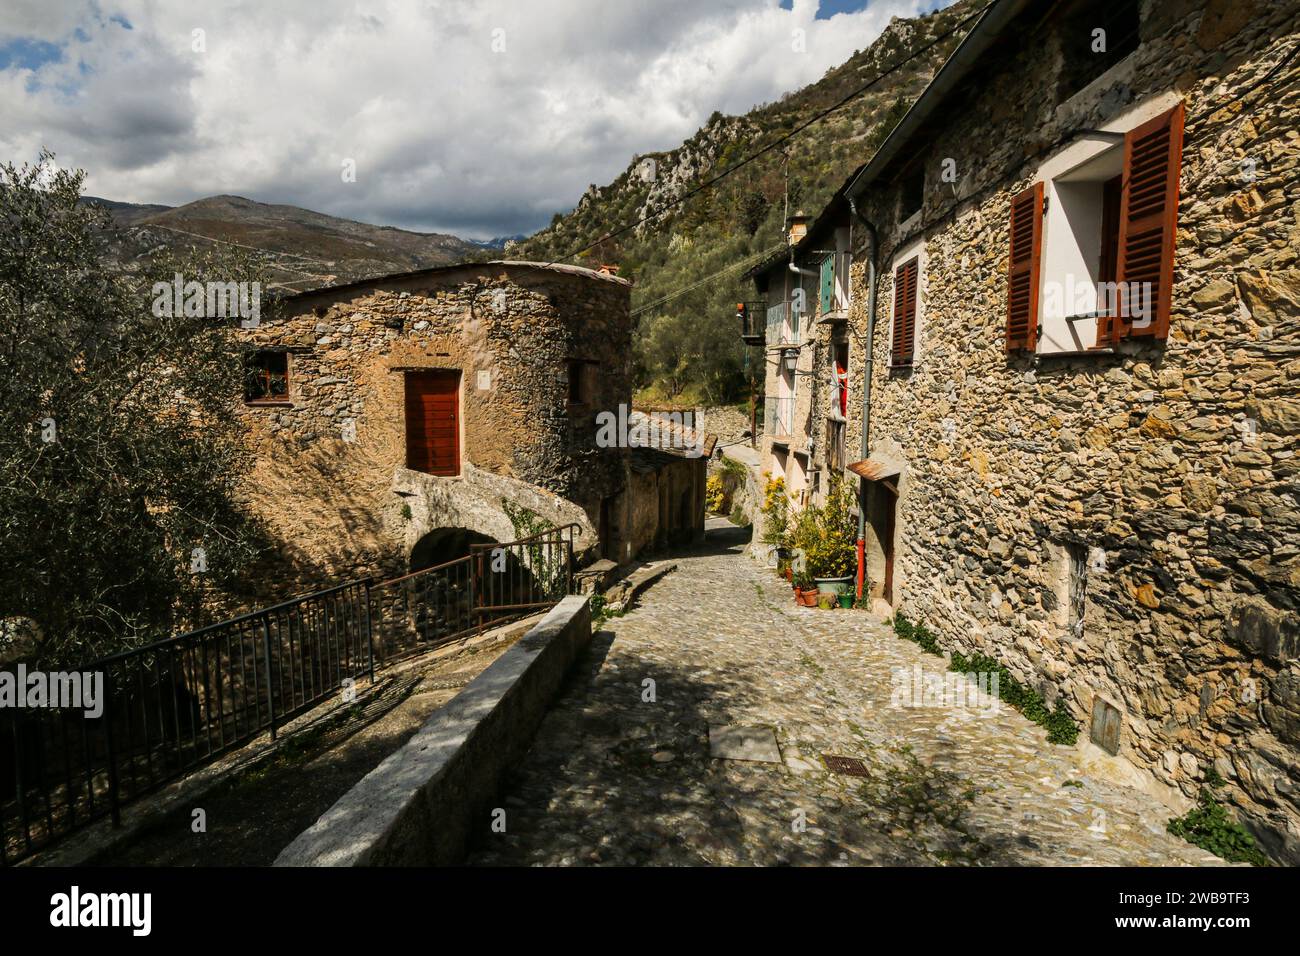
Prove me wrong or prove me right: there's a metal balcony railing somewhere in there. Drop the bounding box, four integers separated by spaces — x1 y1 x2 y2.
764 396 794 439
766 302 801 347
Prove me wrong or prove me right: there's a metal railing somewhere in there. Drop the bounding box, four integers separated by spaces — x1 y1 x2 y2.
766 302 801 347
1 523 578 865
370 524 577 664
764 396 794 438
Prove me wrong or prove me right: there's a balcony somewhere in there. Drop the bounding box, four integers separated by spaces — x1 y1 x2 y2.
764 396 794 440
738 301 765 346
765 302 802 349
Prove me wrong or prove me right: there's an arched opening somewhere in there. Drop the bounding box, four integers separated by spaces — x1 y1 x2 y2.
409 527 497 573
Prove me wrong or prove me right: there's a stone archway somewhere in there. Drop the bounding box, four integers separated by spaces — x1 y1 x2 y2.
409 527 498 573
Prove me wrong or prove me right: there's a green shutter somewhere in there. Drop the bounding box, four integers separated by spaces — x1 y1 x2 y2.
819 256 834 315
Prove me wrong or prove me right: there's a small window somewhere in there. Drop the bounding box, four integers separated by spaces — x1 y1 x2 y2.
567 359 589 405
899 166 925 222
1058 0 1140 100
245 351 289 403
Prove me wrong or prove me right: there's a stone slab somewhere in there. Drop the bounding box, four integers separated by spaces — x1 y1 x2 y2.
709 724 782 763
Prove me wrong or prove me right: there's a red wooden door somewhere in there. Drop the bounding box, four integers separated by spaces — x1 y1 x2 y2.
405 370 460 476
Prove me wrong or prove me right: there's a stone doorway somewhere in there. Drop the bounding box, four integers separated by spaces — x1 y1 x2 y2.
865 480 898 606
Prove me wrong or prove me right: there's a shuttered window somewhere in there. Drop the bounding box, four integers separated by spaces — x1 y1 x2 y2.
891 258 918 367
1005 182 1043 352
1100 102 1184 346
819 255 835 315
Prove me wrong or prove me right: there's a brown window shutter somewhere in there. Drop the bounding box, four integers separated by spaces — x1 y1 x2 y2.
1005 182 1043 353
1112 101 1185 344
891 258 918 366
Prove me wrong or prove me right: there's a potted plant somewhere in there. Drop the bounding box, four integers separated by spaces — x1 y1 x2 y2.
793 570 818 606
792 476 858 597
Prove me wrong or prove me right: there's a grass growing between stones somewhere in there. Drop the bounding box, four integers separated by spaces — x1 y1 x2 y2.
890 614 1079 745
891 613 942 655
589 593 626 629
1167 777 1271 866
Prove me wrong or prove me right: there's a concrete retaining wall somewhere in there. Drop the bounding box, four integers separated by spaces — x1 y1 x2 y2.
274 595 591 866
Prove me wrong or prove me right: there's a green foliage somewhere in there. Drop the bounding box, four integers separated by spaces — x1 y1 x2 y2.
758 476 790 547
792 476 857 578
0 153 272 664
1167 788 1270 866
891 613 941 656
589 593 625 629
949 649 1079 746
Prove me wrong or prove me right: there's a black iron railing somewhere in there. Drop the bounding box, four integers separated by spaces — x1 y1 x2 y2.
1 523 578 865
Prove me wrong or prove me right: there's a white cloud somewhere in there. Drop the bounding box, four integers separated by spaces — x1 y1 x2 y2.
0 0 943 238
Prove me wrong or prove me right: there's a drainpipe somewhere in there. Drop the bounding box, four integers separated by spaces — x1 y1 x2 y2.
848 196 877 602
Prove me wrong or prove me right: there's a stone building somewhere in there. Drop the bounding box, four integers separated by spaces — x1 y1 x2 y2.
745 204 853 510
751 0 1300 859
236 260 684 591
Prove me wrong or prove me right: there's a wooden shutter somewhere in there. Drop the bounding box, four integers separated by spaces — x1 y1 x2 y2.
819 255 835 315
891 258 918 367
1111 102 1184 344
405 370 460 476
1005 182 1042 352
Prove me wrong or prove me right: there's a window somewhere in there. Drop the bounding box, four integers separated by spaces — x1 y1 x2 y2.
899 166 925 222
1058 0 1140 100
244 351 289 403
890 258 918 368
1006 102 1184 354
567 359 591 405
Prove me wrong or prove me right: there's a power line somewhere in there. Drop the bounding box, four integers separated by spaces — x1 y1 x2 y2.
630 243 783 317
541 0 994 269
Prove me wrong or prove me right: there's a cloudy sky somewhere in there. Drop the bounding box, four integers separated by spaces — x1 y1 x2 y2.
0 0 953 239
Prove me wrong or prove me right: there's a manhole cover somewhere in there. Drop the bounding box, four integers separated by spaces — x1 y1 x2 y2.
822 754 869 776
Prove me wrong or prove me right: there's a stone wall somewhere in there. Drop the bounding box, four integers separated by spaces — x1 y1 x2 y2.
841 0 1300 859
236 262 632 593
274 595 592 866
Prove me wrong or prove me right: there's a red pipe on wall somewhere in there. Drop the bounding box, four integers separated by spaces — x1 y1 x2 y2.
855 536 865 600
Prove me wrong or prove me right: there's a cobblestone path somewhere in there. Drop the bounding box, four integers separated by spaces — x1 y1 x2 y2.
469 521 1222 866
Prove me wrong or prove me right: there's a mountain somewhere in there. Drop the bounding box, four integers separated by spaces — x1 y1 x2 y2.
84 194 490 291
468 234 528 250
514 0 981 404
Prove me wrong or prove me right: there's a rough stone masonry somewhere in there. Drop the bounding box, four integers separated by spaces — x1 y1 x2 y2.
831 0 1300 860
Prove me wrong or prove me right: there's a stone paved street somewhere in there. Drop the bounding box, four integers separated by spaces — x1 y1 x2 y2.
469 520 1224 866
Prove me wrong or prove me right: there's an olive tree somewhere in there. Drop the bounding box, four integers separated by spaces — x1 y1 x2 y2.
0 153 270 665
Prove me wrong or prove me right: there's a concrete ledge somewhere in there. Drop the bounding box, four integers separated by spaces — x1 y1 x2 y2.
274 595 592 866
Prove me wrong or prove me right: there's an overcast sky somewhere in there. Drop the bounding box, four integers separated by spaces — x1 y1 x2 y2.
0 0 951 239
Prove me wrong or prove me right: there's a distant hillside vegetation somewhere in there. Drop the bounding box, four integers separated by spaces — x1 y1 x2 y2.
515 0 980 404
84 194 489 292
